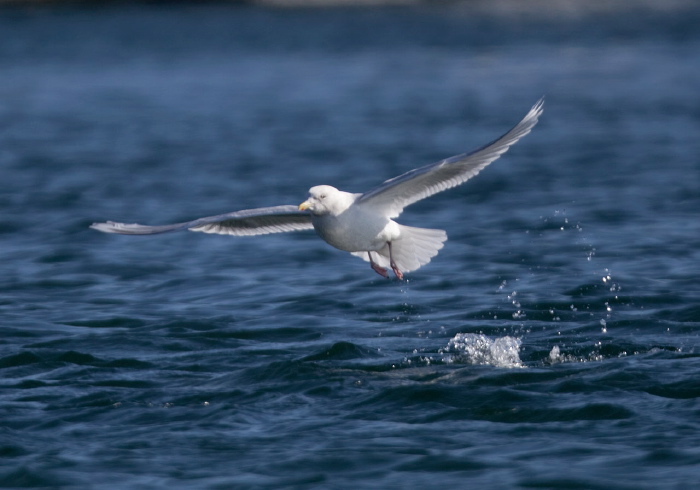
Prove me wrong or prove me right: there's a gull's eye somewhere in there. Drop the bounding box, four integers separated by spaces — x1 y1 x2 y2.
319 194 326 199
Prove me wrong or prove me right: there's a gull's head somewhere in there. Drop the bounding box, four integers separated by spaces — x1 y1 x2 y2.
299 185 348 216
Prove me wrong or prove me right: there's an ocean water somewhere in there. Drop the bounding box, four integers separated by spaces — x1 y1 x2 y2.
1 3 700 489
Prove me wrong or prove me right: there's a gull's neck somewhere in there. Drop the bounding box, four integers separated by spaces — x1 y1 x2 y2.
327 190 358 216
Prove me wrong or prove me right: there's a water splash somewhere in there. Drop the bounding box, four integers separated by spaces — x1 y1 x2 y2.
441 333 523 368
547 345 604 364
600 268 619 333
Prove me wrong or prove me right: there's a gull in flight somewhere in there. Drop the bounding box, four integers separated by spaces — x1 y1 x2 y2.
91 98 543 280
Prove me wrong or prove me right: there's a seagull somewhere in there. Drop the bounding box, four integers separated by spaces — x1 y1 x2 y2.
91 98 544 280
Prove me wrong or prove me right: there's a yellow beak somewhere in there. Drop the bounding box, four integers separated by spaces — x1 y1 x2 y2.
298 200 311 211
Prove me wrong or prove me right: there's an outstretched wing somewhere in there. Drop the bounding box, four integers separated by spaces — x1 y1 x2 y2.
356 98 544 218
90 205 314 236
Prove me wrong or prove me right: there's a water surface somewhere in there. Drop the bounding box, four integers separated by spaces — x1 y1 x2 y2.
1 4 699 488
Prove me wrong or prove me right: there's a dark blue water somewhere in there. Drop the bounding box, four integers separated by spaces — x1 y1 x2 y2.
1 3 700 488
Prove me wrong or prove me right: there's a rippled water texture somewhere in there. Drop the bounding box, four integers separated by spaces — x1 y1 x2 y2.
1 3 700 489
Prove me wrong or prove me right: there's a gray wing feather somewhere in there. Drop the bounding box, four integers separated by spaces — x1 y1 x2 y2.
357 98 544 218
90 205 313 236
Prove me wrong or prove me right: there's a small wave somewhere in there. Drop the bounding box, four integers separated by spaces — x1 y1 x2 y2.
441 333 523 368
302 341 379 362
546 343 682 365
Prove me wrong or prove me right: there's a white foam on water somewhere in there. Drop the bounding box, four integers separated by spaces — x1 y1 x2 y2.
442 333 523 368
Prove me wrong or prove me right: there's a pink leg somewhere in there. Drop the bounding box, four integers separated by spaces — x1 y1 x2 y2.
368 252 389 278
387 242 404 280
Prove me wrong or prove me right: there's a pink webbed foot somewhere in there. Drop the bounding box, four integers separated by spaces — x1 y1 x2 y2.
371 262 389 278
368 252 389 278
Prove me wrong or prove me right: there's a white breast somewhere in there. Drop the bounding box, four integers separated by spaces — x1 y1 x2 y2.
312 205 398 253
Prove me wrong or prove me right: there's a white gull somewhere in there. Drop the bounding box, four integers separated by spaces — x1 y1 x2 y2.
91 98 544 279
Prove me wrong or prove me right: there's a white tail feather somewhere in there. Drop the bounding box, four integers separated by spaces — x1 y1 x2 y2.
351 225 447 273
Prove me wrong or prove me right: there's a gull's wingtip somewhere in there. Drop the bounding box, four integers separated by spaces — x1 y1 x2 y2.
90 221 118 233
531 96 545 117
530 96 545 115
90 221 146 234
515 96 545 132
